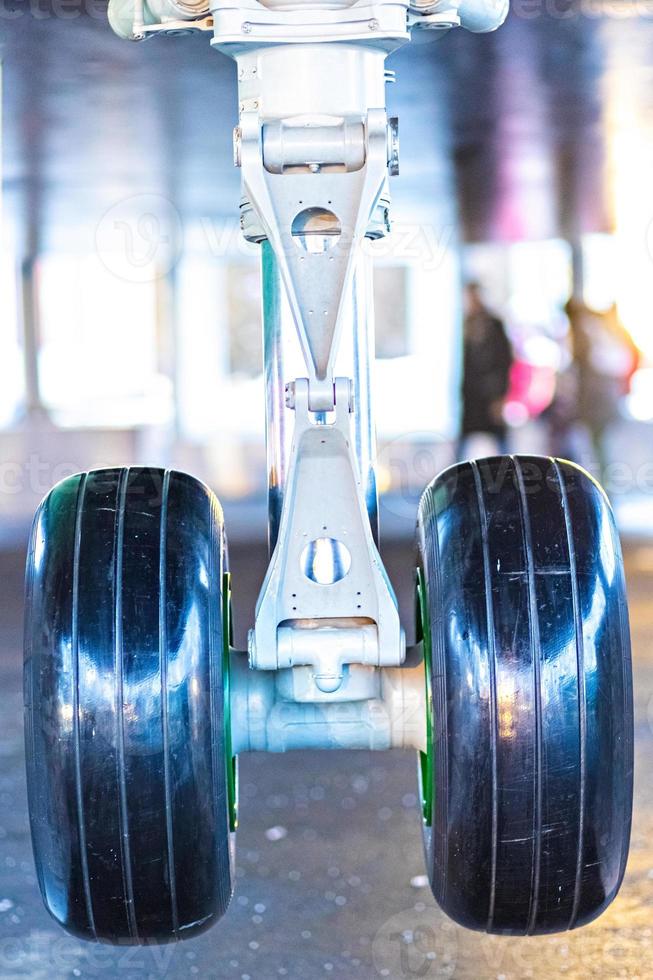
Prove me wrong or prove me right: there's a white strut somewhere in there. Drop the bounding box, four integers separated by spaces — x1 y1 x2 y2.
105 0 508 739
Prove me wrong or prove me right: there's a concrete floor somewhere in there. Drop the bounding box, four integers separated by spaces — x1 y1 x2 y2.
1 538 652 980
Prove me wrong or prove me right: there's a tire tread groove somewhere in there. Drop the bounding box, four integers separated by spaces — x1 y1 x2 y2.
514 456 544 936
471 461 499 932
114 468 139 940
159 470 179 938
554 460 586 930
71 474 96 939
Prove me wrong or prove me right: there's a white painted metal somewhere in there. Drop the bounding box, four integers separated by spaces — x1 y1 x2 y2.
104 0 507 752
108 0 213 39
219 7 409 685
262 243 379 553
277 624 379 694
275 662 381 703
210 0 409 52
249 377 404 684
107 0 508 42
110 0 410 691
262 117 367 175
230 653 426 753
241 107 385 407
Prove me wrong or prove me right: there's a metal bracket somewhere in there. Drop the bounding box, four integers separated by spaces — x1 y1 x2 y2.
239 107 391 411
108 0 507 44
210 0 409 51
139 15 213 34
248 377 405 688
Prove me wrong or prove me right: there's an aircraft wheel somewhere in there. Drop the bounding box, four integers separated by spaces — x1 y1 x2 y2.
416 455 633 934
25 467 236 942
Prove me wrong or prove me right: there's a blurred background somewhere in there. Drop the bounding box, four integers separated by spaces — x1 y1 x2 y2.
3 4 653 979
3 1 653 538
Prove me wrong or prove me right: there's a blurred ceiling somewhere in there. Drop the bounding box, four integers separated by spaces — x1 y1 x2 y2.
2 2 653 252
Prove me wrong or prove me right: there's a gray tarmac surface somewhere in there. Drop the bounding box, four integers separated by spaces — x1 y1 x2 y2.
0 539 652 980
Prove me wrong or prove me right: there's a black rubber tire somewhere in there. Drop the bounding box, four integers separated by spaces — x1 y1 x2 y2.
24 467 234 943
416 455 633 935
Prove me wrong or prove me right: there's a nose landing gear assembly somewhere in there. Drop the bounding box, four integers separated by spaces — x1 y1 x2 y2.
24 0 633 945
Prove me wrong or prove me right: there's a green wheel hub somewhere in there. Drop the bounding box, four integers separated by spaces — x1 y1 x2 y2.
416 567 434 828
223 573 239 832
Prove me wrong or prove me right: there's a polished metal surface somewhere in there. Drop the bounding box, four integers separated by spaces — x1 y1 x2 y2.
262 240 292 552
236 51 390 406
262 244 379 550
300 537 353 585
249 377 404 675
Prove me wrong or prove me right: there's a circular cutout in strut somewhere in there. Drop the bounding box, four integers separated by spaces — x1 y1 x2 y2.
291 207 341 254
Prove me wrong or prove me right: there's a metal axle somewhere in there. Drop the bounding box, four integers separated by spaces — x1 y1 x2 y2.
230 653 427 753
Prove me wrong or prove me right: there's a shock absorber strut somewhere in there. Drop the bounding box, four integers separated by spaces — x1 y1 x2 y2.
107 0 508 725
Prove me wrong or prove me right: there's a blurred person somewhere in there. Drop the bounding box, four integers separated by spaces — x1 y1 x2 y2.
547 299 639 477
459 282 514 458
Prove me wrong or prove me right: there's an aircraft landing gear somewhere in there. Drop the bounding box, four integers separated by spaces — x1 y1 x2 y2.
24 0 632 944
